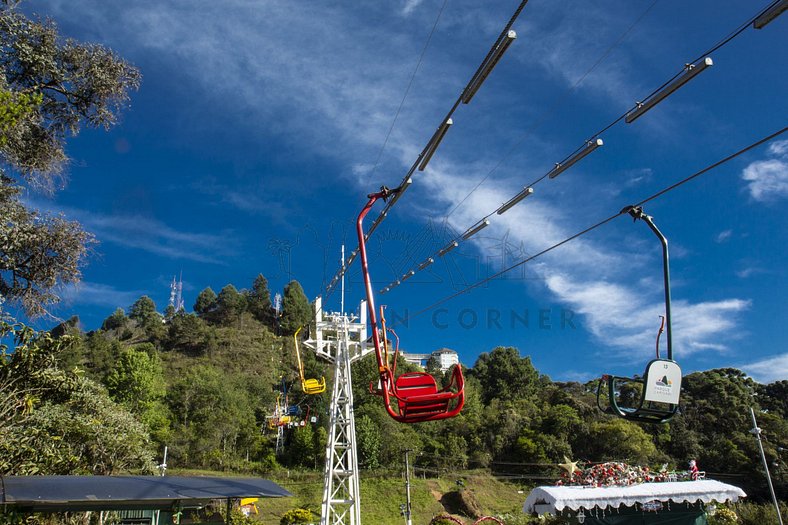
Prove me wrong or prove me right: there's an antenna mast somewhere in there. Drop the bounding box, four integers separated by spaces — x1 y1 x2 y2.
341 245 345 314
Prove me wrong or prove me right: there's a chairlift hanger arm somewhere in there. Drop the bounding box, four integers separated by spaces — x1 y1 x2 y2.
293 326 306 382
623 206 673 360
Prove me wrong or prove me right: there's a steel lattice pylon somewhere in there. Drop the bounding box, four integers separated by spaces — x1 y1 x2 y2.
304 297 369 525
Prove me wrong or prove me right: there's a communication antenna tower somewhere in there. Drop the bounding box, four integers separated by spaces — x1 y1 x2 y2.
274 293 283 317
169 273 185 312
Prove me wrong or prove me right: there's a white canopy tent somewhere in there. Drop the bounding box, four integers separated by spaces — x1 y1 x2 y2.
524 480 746 524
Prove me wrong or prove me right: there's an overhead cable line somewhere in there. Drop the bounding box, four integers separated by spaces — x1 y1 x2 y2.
365 0 451 186
379 0 784 293
445 0 662 219
323 0 530 297
326 0 785 301
388 125 788 328
444 0 784 220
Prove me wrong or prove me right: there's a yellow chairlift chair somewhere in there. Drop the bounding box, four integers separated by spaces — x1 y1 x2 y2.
294 326 326 395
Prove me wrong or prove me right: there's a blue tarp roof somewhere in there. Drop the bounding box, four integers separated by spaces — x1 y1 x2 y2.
0 476 292 512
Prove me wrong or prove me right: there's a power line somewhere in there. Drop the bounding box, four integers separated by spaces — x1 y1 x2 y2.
389 126 787 328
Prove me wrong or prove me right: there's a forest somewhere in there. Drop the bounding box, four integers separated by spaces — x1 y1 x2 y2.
2 273 786 509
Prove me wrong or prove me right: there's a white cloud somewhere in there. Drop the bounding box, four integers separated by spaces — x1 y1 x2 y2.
28 198 233 264
740 353 788 384
60 282 144 309
402 0 426 16
768 139 788 157
741 139 788 202
417 163 750 360
37 0 443 174
736 267 764 279
715 229 732 243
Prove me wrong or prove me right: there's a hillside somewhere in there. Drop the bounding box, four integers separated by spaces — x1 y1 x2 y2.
1 275 786 510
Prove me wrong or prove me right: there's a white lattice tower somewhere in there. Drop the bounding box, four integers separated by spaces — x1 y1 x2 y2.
304 297 369 525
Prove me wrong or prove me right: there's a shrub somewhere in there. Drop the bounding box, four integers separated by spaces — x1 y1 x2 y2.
280 508 314 525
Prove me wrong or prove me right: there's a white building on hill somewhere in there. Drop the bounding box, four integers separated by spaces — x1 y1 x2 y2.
401 347 459 371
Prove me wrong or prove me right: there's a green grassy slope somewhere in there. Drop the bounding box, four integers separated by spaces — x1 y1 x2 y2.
173 468 530 525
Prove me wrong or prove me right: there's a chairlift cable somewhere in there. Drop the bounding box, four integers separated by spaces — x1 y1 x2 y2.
389 125 788 328
325 0 781 303
444 0 661 219
379 1 783 293
366 0 451 185
445 0 779 223
324 1 530 297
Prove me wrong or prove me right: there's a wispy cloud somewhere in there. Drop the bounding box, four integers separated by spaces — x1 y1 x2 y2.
736 267 767 279
741 140 788 202
740 353 788 384
28 198 233 264
81 210 232 264
418 165 750 359
402 0 426 16
60 281 144 310
715 229 732 243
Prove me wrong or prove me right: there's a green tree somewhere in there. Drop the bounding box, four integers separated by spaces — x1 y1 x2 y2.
215 284 246 324
287 423 314 468
280 280 311 335
129 296 159 326
0 5 139 315
105 346 165 412
166 312 213 355
101 307 128 331
194 287 217 317
246 273 274 326
580 419 658 465
0 318 154 475
166 365 256 468
280 509 314 525
0 181 94 315
470 347 540 403
356 414 381 469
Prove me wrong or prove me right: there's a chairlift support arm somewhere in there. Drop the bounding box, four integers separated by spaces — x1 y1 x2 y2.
626 206 672 360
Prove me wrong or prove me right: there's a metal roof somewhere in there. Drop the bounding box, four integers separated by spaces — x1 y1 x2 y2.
0 476 291 512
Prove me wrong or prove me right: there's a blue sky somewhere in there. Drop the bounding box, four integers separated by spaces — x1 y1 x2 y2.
18 0 788 383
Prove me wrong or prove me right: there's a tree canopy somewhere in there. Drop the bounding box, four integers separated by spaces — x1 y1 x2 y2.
280 280 311 335
0 3 139 315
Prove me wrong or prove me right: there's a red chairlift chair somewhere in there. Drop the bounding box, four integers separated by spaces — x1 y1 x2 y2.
357 188 465 423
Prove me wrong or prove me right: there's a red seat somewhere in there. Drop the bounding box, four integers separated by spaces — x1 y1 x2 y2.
356 189 465 423
391 367 465 422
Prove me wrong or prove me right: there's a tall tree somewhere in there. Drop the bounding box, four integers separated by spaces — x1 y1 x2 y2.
246 273 274 326
469 347 540 404
194 287 217 317
0 4 140 315
129 295 160 327
0 180 93 315
105 345 166 413
280 280 311 335
215 284 246 324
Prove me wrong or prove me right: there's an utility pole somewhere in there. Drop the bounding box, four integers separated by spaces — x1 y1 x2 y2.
404 449 413 525
750 407 784 525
